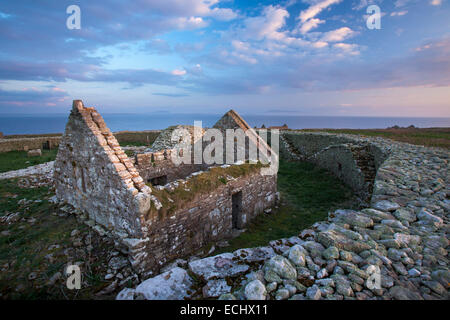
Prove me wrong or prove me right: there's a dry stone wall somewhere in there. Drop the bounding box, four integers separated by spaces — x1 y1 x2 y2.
0 136 60 153
281 132 388 202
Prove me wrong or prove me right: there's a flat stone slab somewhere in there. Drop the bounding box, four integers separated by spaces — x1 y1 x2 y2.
134 267 193 300
188 253 249 280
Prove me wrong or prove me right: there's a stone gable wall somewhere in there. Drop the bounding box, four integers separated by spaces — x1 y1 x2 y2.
54 100 151 238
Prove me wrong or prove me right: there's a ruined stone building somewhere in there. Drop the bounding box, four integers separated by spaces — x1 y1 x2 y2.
54 100 278 276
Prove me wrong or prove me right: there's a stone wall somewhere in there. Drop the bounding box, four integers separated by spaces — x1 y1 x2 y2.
114 131 161 146
54 100 152 238
125 169 278 276
281 132 388 201
134 149 208 184
0 136 60 153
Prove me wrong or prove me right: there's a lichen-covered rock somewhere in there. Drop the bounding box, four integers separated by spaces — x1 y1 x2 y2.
203 279 232 298
133 267 193 300
244 280 267 300
264 255 297 282
188 253 249 280
287 245 307 267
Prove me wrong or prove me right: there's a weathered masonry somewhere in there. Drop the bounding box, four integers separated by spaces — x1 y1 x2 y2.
54 100 278 276
280 132 388 203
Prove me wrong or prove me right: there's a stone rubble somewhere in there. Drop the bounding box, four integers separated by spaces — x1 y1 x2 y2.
117 133 449 300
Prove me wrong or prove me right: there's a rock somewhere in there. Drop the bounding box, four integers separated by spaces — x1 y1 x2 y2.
263 255 297 282
417 209 443 227
28 272 38 280
134 268 193 300
266 282 277 293
46 272 61 286
116 288 136 300
234 246 275 263
393 208 416 222
275 288 290 300
104 273 115 280
331 209 374 228
332 275 354 297
109 256 129 271
203 279 232 298
218 293 237 300
244 280 267 300
27 149 42 157
303 241 325 258
422 281 446 295
373 200 400 212
408 268 421 277
317 268 328 279
306 285 322 300
188 253 249 280
322 246 340 260
317 230 371 253
287 245 307 267
389 286 423 300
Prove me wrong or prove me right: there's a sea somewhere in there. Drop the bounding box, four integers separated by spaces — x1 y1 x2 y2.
0 113 449 135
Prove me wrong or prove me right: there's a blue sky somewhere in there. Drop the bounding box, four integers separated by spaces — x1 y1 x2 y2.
0 0 449 116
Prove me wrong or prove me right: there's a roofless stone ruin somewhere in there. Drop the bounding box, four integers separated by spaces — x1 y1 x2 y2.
54 100 278 276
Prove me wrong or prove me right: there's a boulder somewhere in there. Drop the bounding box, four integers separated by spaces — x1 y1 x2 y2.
27 149 42 157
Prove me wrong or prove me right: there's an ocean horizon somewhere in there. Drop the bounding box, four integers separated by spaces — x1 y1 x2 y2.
0 113 449 135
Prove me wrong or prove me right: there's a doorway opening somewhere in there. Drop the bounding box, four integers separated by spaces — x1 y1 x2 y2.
232 191 243 229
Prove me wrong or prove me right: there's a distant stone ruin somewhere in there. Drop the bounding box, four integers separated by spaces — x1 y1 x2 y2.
54 100 278 276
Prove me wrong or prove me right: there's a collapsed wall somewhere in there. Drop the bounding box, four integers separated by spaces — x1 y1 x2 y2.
54 101 278 276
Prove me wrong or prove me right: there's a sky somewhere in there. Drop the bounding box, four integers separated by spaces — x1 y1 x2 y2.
0 0 449 116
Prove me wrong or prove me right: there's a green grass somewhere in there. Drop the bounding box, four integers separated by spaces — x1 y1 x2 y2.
0 149 58 173
218 160 356 252
300 128 450 149
120 141 151 147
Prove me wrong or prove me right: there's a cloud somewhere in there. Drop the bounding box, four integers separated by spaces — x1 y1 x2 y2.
152 92 190 97
299 18 325 34
321 27 356 42
241 6 290 41
391 11 408 16
171 69 187 76
299 0 342 23
0 86 70 108
430 0 443 5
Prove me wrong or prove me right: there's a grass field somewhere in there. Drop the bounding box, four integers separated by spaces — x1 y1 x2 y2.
217 160 357 253
300 127 450 149
0 149 58 173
